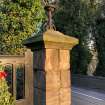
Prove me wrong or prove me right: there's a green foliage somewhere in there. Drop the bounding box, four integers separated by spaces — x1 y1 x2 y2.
0 0 45 55
94 18 105 76
0 65 14 105
71 45 92 75
54 0 100 74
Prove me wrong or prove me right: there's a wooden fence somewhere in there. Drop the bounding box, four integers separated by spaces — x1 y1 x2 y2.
0 49 33 105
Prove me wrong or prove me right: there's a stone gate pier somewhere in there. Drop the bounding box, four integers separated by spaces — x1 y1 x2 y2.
24 29 78 105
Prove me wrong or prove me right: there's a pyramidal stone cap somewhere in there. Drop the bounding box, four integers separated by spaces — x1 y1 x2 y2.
24 29 79 50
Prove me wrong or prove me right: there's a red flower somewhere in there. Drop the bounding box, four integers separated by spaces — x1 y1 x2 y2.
0 71 7 79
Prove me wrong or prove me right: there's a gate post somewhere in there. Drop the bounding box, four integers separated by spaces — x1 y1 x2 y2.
24 30 78 105
25 49 33 105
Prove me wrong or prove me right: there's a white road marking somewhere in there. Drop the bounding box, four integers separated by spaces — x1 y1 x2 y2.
72 90 104 101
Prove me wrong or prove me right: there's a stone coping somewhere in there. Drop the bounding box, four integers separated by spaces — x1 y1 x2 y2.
24 29 79 49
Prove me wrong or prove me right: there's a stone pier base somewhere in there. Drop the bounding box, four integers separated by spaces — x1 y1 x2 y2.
34 49 71 105
24 30 78 105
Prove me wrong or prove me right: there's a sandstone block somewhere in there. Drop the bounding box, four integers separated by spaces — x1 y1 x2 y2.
45 49 59 71
61 70 71 88
60 88 71 105
33 49 45 70
46 70 60 90
46 89 60 105
34 71 60 90
34 71 46 89
59 50 70 70
34 88 59 105
33 49 59 71
34 88 45 105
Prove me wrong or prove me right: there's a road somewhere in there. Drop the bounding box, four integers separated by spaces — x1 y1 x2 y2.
72 87 105 105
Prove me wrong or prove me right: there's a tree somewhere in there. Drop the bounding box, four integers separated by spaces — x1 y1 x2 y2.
94 8 105 76
0 65 14 105
0 0 45 55
54 0 100 75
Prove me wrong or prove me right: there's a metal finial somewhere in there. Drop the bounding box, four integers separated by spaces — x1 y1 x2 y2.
42 0 58 30
43 0 57 6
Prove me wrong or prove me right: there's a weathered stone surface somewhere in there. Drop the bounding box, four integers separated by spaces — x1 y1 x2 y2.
24 30 79 50
24 49 33 105
24 29 79 105
34 71 60 90
60 88 71 105
34 88 59 105
34 71 46 89
45 49 59 71
60 101 71 105
34 88 46 105
61 70 71 88
59 50 70 70
46 89 60 105
33 49 72 105
46 71 60 90
33 49 59 71
33 49 45 70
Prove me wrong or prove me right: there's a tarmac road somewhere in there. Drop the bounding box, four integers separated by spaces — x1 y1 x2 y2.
72 87 105 105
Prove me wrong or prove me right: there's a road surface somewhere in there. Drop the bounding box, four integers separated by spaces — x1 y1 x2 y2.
72 87 105 105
